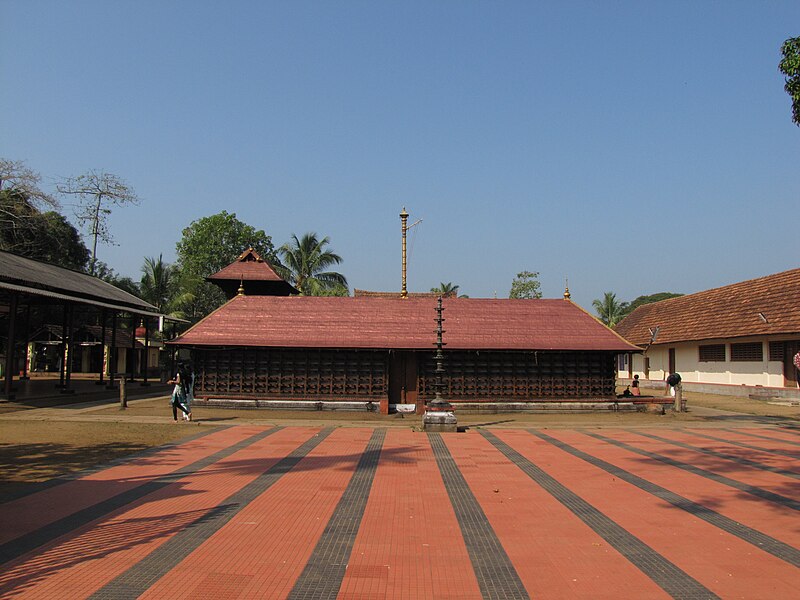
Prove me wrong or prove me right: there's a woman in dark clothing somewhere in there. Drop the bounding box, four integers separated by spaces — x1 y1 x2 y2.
167 363 192 421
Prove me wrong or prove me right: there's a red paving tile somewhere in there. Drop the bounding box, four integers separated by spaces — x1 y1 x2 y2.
442 431 670 599
635 428 800 477
0 426 300 599
562 430 800 546
741 428 800 444
0 426 265 546
703 429 800 455
2 425 799 599
503 429 799 599
337 429 482 600
140 427 373 600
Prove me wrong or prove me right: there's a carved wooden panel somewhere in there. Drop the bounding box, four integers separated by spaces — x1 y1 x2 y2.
194 348 388 398
418 351 615 399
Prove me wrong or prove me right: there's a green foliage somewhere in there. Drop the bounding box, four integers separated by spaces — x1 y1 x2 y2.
779 36 800 126
622 292 683 317
93 260 141 296
592 292 628 327
279 232 348 296
140 254 177 312
175 211 280 318
0 188 90 270
509 271 542 299
430 282 461 297
312 283 350 297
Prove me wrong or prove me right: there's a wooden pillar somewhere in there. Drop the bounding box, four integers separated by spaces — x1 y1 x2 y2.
129 314 137 383
57 302 68 388
19 304 30 381
61 304 75 394
2 292 19 400
141 317 150 386
107 312 118 389
169 320 177 381
97 308 107 385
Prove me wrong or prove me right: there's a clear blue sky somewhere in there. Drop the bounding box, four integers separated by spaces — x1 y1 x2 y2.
2 1 798 310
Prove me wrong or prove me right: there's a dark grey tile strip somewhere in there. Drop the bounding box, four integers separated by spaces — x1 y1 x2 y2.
686 431 800 459
287 428 386 600
481 431 717 600
582 431 800 512
0 426 279 566
630 430 800 480
430 432 530 600
531 429 800 568
0 425 229 504
90 427 335 600
720 428 800 448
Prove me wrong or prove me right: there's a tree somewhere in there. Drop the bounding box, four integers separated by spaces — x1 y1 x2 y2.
279 233 348 296
430 282 461 298
140 254 176 312
57 170 139 275
0 158 59 209
621 292 683 319
313 283 350 297
779 36 800 126
93 260 141 296
592 292 628 327
0 188 89 270
509 271 542 299
176 211 280 318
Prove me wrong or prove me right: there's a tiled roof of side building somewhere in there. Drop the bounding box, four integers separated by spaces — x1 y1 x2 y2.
0 250 157 312
172 296 639 352
614 268 800 346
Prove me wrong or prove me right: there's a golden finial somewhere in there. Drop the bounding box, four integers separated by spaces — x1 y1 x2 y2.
563 277 571 300
237 275 245 296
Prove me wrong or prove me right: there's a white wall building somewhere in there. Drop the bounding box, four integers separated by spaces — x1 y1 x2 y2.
614 268 800 397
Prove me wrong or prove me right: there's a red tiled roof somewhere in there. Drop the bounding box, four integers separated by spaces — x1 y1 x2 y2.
353 289 448 298
207 248 285 283
173 296 638 352
614 268 800 346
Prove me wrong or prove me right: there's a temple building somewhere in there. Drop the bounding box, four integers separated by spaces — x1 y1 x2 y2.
171 249 638 413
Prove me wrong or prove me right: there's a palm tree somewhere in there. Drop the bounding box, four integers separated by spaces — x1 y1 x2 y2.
140 254 175 312
278 233 348 296
592 292 628 327
430 282 461 298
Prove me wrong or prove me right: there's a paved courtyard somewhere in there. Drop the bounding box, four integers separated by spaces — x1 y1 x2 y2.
0 423 798 599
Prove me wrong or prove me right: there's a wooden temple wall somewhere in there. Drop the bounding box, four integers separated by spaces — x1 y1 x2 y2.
194 348 388 399
193 348 617 407
419 350 616 400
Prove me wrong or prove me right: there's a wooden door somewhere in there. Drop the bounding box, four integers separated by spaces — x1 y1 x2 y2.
388 352 418 413
668 348 676 375
784 341 800 388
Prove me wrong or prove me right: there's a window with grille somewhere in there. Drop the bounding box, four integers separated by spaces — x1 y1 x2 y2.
698 344 726 362
768 342 784 361
730 342 763 362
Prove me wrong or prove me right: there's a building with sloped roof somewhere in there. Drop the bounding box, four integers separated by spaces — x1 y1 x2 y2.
614 268 800 395
206 248 298 298
172 254 639 413
0 250 169 399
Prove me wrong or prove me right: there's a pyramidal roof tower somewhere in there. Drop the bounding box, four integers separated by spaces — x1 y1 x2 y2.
206 247 299 298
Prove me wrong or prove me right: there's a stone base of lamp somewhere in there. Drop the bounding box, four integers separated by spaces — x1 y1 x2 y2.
422 404 458 432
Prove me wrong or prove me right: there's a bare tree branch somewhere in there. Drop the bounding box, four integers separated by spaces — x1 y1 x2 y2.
0 158 59 209
57 169 140 275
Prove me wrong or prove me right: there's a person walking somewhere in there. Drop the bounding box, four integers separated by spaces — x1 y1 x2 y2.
167 363 192 422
